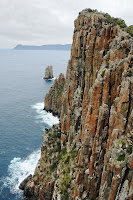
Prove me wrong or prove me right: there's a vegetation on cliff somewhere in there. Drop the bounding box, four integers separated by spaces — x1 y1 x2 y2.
24 8 133 200
126 25 133 37
81 8 133 36
81 8 127 28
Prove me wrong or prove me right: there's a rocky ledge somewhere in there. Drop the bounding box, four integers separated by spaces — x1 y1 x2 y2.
24 9 133 200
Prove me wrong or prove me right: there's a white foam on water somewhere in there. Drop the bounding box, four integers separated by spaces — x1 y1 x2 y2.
42 77 56 81
51 77 56 80
31 102 59 126
0 102 59 196
1 149 41 195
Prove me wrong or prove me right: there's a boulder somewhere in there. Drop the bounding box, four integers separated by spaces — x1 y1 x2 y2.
19 174 32 190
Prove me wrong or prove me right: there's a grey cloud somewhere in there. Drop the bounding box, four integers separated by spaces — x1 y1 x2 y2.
0 0 132 48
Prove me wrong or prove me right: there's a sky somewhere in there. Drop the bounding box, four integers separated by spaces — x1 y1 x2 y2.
0 0 132 48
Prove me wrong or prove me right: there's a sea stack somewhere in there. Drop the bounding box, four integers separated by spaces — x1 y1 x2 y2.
44 66 53 79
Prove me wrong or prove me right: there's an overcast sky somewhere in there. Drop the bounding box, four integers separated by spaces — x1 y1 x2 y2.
0 0 132 48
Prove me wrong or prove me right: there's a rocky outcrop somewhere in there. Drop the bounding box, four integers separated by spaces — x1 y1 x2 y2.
25 9 133 200
44 73 65 116
19 174 32 190
44 66 53 79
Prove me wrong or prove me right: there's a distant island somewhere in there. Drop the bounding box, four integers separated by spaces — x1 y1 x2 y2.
13 44 71 51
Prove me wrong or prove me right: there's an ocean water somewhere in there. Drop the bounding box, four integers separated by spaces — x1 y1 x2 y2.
0 49 70 200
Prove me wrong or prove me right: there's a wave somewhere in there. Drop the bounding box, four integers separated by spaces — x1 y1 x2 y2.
0 102 59 196
0 149 41 195
31 102 59 127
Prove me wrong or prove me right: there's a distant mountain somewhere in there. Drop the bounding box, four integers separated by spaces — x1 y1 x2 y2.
13 44 72 51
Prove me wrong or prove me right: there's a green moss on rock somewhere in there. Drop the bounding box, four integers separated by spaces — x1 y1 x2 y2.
117 154 125 161
126 146 132 154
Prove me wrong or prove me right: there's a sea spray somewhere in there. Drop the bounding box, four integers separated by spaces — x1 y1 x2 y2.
1 149 41 195
31 102 59 126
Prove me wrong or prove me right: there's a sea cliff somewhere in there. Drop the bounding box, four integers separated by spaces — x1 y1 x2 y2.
24 9 133 200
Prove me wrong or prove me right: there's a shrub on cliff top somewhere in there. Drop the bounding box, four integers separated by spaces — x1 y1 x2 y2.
81 8 128 29
126 25 133 37
103 13 127 28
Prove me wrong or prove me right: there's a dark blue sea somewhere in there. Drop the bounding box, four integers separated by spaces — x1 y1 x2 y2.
0 49 70 200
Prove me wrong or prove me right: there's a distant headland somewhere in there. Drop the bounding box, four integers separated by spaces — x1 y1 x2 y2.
13 44 71 51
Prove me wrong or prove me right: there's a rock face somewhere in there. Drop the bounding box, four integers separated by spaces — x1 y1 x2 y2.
44 73 65 116
19 174 32 190
25 9 133 200
44 66 53 79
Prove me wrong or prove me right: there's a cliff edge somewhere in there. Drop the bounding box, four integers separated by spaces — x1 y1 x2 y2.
24 9 133 200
